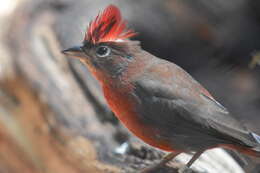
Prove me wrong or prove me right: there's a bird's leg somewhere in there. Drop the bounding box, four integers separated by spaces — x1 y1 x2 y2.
178 150 205 173
160 151 182 165
186 150 204 167
141 152 181 173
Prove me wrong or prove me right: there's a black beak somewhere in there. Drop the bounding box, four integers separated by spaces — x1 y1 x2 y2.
62 45 85 59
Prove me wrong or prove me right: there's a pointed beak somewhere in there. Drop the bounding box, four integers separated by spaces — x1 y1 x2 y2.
62 45 85 59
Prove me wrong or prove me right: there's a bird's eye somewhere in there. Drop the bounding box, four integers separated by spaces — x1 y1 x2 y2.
96 46 111 57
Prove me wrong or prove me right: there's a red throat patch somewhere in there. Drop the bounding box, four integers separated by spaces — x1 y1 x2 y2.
85 5 137 44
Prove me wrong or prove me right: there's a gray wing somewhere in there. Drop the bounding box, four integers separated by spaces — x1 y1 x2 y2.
133 70 257 149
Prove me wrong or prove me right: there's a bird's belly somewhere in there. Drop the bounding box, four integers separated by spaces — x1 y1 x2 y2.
103 87 177 152
118 111 176 152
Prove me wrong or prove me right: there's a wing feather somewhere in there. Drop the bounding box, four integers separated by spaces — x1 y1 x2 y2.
133 61 257 148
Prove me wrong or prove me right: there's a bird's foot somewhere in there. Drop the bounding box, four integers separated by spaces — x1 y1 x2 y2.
178 166 193 173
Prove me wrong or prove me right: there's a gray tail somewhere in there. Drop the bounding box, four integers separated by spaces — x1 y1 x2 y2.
252 133 260 144
250 133 260 157
223 132 260 157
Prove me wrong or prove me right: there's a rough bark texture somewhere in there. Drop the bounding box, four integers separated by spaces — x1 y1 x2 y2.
1 0 260 172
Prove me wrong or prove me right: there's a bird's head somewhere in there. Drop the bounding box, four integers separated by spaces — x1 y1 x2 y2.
62 5 140 82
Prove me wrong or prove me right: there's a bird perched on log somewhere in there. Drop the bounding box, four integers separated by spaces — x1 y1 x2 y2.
62 4 260 172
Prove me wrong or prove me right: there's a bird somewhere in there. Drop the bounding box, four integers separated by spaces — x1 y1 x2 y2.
62 4 260 172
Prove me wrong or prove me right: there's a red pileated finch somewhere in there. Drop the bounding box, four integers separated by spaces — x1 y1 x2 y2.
62 4 260 171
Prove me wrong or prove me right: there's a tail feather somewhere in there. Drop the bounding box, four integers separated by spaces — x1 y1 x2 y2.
223 133 260 158
243 132 260 157
252 132 260 144
253 146 260 153
250 146 260 157
235 146 260 158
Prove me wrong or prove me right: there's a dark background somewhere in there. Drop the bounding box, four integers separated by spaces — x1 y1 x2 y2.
1 0 260 172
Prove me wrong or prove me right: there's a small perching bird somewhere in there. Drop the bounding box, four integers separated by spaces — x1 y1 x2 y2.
62 5 260 172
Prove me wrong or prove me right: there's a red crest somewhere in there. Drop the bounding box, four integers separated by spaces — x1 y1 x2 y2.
85 5 137 44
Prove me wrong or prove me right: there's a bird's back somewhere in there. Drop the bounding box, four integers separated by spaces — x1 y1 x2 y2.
130 53 259 151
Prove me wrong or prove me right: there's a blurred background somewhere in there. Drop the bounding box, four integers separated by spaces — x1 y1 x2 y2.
0 0 260 172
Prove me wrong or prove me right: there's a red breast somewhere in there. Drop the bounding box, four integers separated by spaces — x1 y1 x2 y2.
102 82 179 152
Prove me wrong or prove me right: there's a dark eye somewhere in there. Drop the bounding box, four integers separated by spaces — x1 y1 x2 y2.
96 46 111 57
